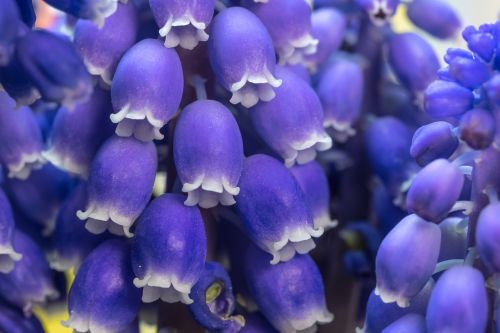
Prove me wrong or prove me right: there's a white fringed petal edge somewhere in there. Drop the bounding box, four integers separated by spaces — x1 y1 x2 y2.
182 176 240 209
368 1 394 26
42 148 88 179
281 307 334 333
91 0 120 28
23 283 59 315
229 68 283 108
278 33 319 66
159 14 209 50
83 58 113 86
62 312 110 333
134 273 194 304
47 250 77 272
374 285 411 308
110 104 165 142
284 132 333 168
266 225 324 264
313 213 338 231
6 151 46 180
0 243 22 274
324 118 357 139
76 203 135 238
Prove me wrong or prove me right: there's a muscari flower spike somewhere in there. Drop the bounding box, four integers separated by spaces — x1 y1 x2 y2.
131 194 206 304
438 217 467 262
387 32 440 94
424 79 474 118
0 189 21 273
410 121 459 167
63 240 141 333
355 0 401 26
459 108 496 150
316 59 364 137
381 314 426 333
406 159 464 222
476 202 500 275
188 261 245 333
42 0 122 27
149 0 215 50
0 92 45 180
174 100 243 209
375 214 441 307
249 67 332 167
0 302 44 333
15 30 93 109
235 154 323 264
244 246 333 333
0 230 57 314
49 183 107 272
208 7 282 108
426 266 488 333
406 0 461 39
43 86 114 178
74 1 138 85
462 23 497 62
242 0 318 65
290 161 337 230
110 38 183 141
77 136 157 237
0 0 20 66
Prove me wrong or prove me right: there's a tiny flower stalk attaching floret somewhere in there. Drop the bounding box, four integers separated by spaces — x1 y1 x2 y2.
174 100 243 209
235 154 324 264
110 39 183 142
208 7 282 108
131 194 206 304
149 0 215 50
64 240 141 333
0 189 21 273
188 261 245 333
375 215 441 308
74 1 138 85
77 136 157 237
0 230 58 314
0 92 45 180
242 0 318 65
244 246 333 333
0 0 20 66
42 0 122 28
249 67 332 167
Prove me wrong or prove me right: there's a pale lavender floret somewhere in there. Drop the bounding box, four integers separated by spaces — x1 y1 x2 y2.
242 0 318 65
244 246 333 333
250 67 332 167
149 0 215 50
476 203 500 274
74 1 138 85
0 189 21 273
0 230 57 314
235 154 324 264
173 100 244 209
0 92 45 180
208 7 282 108
131 194 206 304
290 161 337 230
77 136 157 237
316 59 364 137
110 39 184 141
43 86 114 178
375 214 441 308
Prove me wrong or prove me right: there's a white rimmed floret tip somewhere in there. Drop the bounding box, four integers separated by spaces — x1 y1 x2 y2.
287 307 334 332
92 0 119 28
182 177 240 209
159 14 210 50
278 34 319 65
7 151 46 180
230 68 282 108
0 243 22 273
42 148 88 178
133 273 194 304
110 104 165 141
285 132 333 167
374 285 411 308
268 225 324 264
77 204 135 237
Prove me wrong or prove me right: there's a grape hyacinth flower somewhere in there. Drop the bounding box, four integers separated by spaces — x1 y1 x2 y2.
462 24 497 62
15 30 93 108
290 161 337 230
406 159 464 222
406 0 461 39
375 214 441 307
63 240 141 333
131 194 206 304
110 39 183 141
410 121 459 167
0 230 57 314
459 108 496 150
42 0 121 27
0 0 20 66
149 0 215 50
77 136 157 237
236 154 323 264
174 100 243 209
424 80 474 118
355 0 401 26
0 189 21 273
440 48 490 89
74 1 138 85
316 59 364 137
208 7 282 108
381 314 426 333
426 266 487 333
188 261 245 332
43 86 114 178
250 67 332 167
0 56 40 106
245 246 333 332
0 92 45 180
476 203 500 275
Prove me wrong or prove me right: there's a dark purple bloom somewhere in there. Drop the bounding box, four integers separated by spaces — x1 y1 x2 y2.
486 73 500 107
240 313 278 333
410 121 459 166
440 48 491 89
0 189 21 273
110 39 183 141
476 203 500 274
406 0 461 39
462 24 497 62
173 100 243 208
459 108 496 150
424 80 474 118
0 0 20 66
14 0 36 27
0 56 40 106
208 7 281 108
381 314 426 333
375 214 440 307
63 240 141 333
0 302 44 333
42 0 120 27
